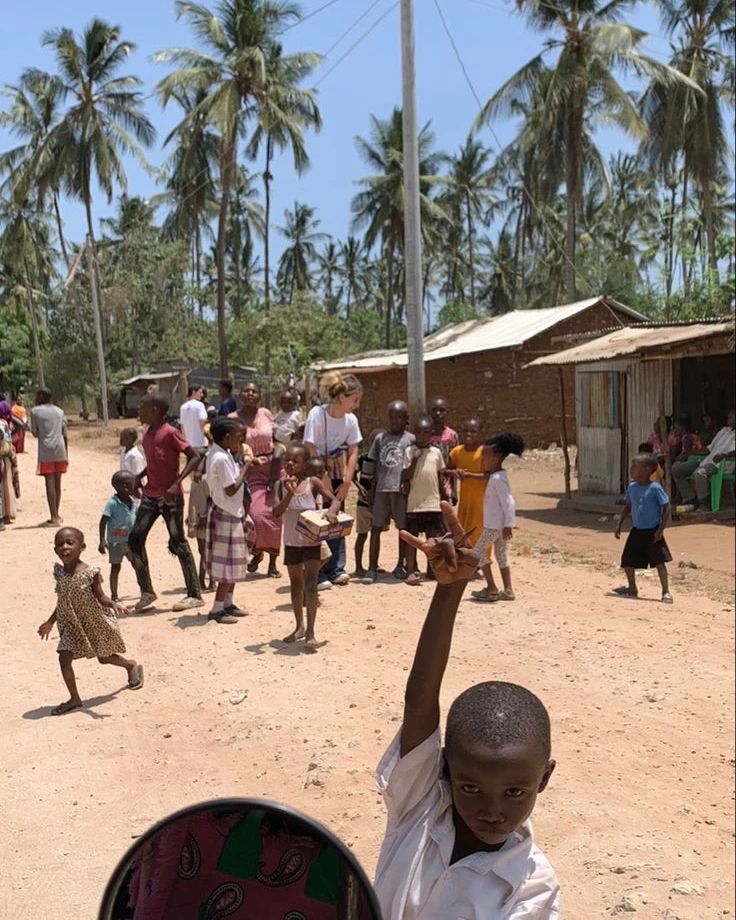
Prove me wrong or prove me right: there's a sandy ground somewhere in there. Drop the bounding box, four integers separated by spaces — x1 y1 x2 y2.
2 428 734 919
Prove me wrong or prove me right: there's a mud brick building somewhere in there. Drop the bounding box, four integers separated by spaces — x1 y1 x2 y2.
316 297 644 447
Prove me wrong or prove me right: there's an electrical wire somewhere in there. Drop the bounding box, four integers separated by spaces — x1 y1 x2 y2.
323 0 387 58
316 1 398 88
434 0 599 296
283 0 345 32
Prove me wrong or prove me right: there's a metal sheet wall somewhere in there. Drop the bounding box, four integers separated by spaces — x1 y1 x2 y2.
578 426 623 493
627 359 673 458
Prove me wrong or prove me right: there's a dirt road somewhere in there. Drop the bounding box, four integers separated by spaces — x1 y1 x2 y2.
2 433 733 918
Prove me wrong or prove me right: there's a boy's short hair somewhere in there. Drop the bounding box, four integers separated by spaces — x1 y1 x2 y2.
111 470 136 490
120 427 138 444
287 440 310 461
36 387 53 403
637 442 654 453
140 393 170 413
414 414 433 430
446 681 551 761
633 452 658 474
211 417 243 445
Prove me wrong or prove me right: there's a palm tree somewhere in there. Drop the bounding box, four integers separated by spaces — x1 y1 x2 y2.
155 86 220 302
228 165 265 317
476 0 697 302
0 69 70 267
440 136 495 309
156 0 306 372
0 197 57 386
338 235 370 318
276 201 324 303
352 108 444 347
43 19 155 258
640 0 733 277
317 238 341 315
246 41 321 310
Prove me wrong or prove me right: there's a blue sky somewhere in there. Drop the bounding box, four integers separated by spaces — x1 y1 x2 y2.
1 0 671 258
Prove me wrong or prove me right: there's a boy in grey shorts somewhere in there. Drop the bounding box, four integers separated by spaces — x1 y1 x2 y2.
363 401 414 584
98 471 137 602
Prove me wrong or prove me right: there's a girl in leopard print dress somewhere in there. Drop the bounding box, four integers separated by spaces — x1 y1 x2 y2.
38 527 144 715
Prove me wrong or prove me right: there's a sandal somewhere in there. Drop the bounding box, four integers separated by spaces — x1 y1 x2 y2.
247 552 263 573
612 586 638 598
471 588 500 602
405 572 423 586
267 569 282 579
128 664 145 690
51 700 83 716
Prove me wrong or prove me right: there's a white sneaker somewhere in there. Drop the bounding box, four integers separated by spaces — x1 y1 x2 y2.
332 573 350 586
172 595 204 611
317 581 333 592
134 592 157 612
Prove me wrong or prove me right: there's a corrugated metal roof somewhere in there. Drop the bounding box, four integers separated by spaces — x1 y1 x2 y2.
119 370 188 386
318 296 646 373
527 320 735 366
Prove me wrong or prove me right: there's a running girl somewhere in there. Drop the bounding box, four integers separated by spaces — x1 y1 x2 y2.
273 442 340 652
37 527 143 715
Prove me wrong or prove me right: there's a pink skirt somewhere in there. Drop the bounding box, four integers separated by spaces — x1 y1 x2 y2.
247 465 283 554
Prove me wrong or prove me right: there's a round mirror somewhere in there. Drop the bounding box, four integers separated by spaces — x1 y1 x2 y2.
99 798 382 919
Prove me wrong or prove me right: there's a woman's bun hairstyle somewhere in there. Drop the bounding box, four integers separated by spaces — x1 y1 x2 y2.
320 371 363 401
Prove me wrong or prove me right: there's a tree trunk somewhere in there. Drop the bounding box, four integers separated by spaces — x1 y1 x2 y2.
83 188 106 343
195 219 203 320
23 260 45 388
702 178 718 282
680 172 690 297
385 242 395 349
263 136 273 311
53 193 70 269
216 134 236 375
664 181 676 315
465 191 476 311
563 107 579 303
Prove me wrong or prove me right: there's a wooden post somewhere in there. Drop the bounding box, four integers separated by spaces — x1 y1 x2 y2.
658 384 672 497
558 367 572 499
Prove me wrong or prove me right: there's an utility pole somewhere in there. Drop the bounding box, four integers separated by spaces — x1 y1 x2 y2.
401 0 426 417
86 235 109 425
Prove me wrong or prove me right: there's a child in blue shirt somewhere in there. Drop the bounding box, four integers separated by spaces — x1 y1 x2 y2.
614 453 673 603
99 471 138 602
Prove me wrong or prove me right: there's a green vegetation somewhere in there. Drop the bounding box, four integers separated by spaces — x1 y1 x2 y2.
0 0 733 406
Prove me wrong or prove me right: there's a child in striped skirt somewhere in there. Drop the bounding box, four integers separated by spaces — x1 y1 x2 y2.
204 419 251 625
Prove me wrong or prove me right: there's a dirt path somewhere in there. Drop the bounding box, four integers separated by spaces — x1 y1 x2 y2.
2 438 734 918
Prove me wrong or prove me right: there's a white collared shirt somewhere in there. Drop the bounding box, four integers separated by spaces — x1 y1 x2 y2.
374 728 559 920
702 426 735 466
205 444 243 517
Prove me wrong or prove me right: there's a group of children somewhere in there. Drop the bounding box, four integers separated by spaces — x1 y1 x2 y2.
33 375 694 918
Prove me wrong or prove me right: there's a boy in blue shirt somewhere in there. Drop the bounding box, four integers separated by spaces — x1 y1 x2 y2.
99 471 138 602
614 453 673 603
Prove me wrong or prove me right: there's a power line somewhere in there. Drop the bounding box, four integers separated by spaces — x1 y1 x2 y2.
283 0 345 32
433 0 598 296
323 0 386 58
316 2 398 88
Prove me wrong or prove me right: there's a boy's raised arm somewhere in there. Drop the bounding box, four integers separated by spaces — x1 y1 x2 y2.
399 502 478 757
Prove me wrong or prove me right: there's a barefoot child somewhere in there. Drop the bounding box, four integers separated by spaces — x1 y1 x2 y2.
98 471 137 601
471 432 524 603
614 453 673 603
363 401 414 584
375 503 559 918
273 442 340 651
403 415 445 586
204 419 252 625
37 527 144 715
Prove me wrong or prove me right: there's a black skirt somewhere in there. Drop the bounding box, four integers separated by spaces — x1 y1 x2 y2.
621 527 673 569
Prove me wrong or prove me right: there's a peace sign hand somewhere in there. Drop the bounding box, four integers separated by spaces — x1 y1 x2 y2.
400 501 479 584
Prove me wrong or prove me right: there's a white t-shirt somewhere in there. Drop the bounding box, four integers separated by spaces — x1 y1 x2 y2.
272 409 302 444
205 444 244 517
483 469 516 530
374 727 560 919
303 405 362 480
179 398 207 448
119 445 146 478
703 426 735 467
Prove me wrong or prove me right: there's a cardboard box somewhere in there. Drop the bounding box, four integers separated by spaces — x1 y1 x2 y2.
297 510 354 542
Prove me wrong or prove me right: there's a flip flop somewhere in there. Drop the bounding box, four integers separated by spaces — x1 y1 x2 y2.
128 664 145 690
51 701 83 716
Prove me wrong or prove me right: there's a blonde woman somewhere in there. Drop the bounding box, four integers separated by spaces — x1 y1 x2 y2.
303 372 363 589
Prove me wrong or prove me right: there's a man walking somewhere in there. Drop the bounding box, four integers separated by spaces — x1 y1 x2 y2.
30 388 68 526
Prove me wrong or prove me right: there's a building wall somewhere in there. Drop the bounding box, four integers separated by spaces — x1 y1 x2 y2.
350 303 632 447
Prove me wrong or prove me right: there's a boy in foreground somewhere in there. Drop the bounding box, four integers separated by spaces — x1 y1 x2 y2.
375 502 559 918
